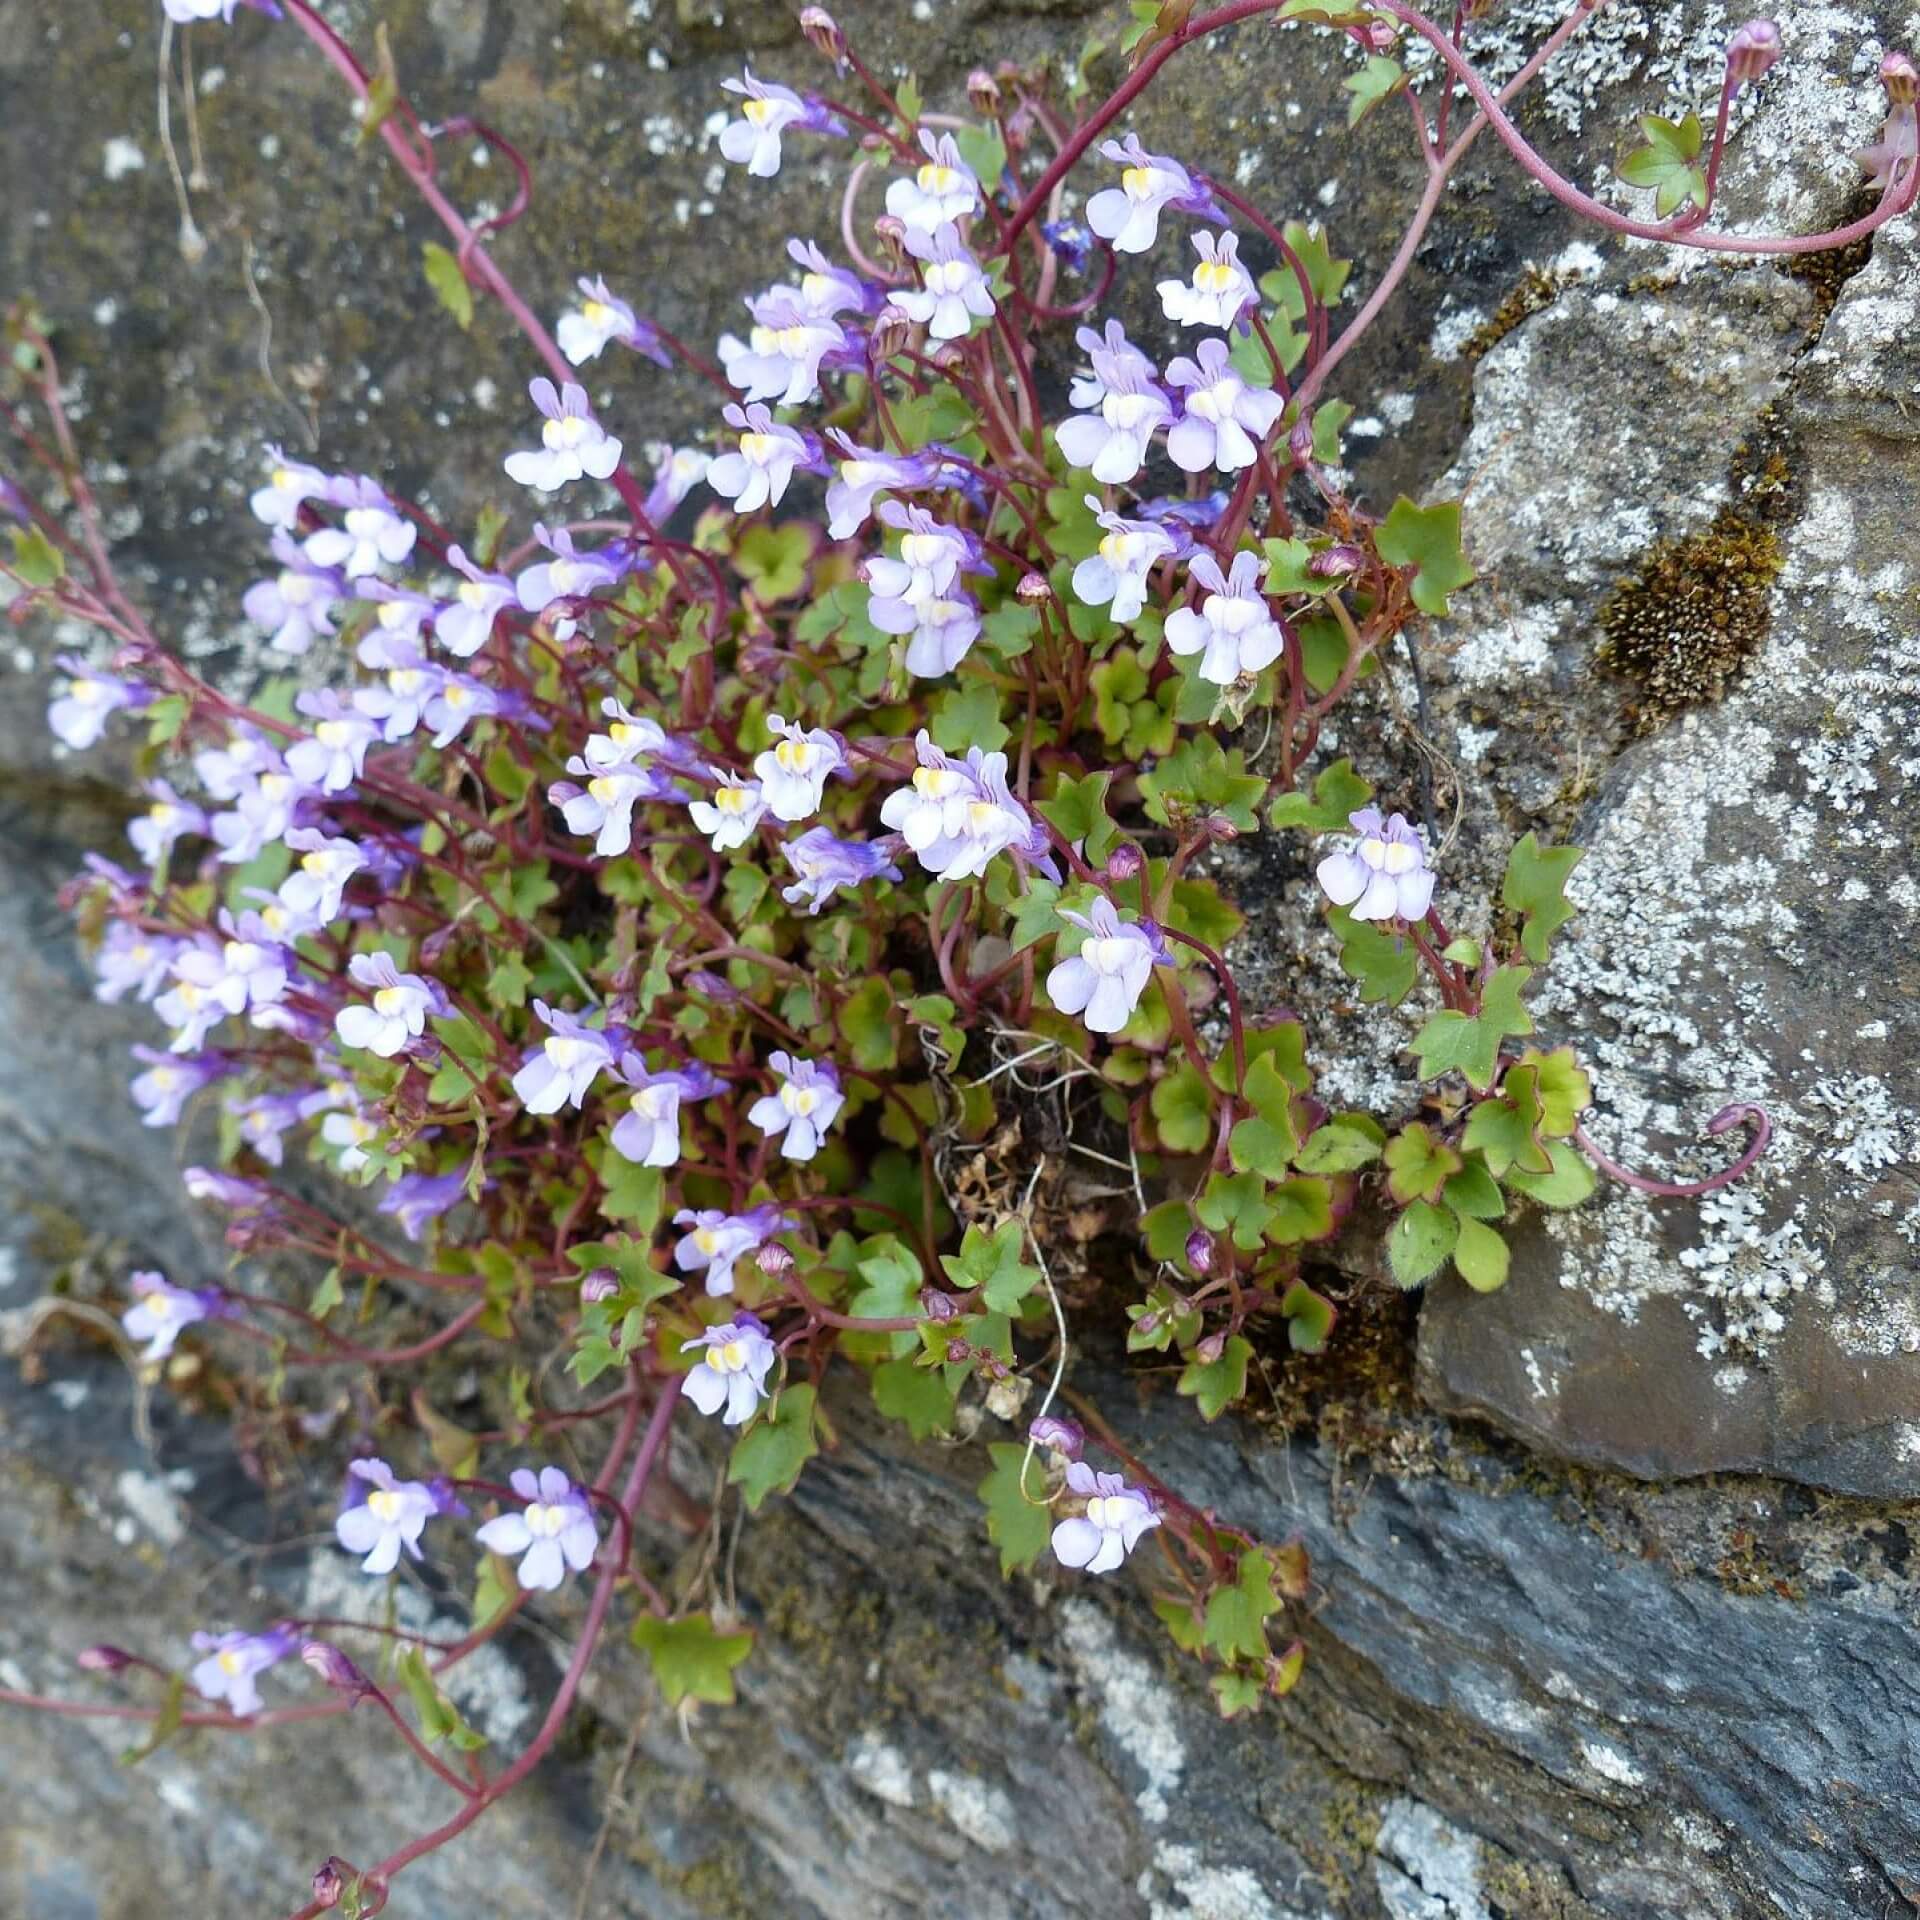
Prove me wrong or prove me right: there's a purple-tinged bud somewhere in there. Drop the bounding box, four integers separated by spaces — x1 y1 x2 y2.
77 1644 136 1674
1288 418 1316 466
1015 571 1052 604
1029 1413 1084 1459
687 969 742 1005
1193 1330 1227 1366
873 214 909 270
301 1640 374 1700
1308 544 1365 578
1884 50 1919 105
798 6 847 66
1354 18 1396 52
869 304 914 362
311 1860 352 1909
580 1268 619 1303
1185 1228 1216 1274
1205 813 1240 844
756 1240 795 1277
967 68 1002 114
1725 20 1781 88
920 1286 960 1321
1134 1308 1163 1337
945 1337 972 1364
931 342 969 376
1105 843 1145 883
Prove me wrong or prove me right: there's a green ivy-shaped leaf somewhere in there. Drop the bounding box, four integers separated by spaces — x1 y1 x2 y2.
931 681 1010 754
1195 1171 1276 1252
1179 1334 1253 1421
1141 735 1268 834
1038 770 1120 863
1506 1139 1600 1210
1280 1279 1336 1352
836 974 901 1073
1377 496 1475 617
1264 1175 1334 1245
1294 1111 1385 1173
871 1356 957 1438
1327 906 1418 1006
1388 1198 1458 1288
1384 1122 1462 1204
726 1384 819 1511
1203 1547 1284 1662
1443 1157 1505 1221
630 1612 755 1708
1228 1055 1301 1180
1151 1061 1216 1153
978 1443 1052 1575
1269 757 1373 833
1344 54 1406 125
1524 1045 1593 1136
1502 833 1583 963
1461 1068 1553 1177
1408 965 1535 1092
1618 111 1708 218
941 1218 1039 1313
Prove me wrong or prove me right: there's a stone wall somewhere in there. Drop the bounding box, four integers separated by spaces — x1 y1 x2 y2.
3 4 1917 1917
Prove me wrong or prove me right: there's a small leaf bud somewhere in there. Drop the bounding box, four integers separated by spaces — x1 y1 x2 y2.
1725 20 1781 88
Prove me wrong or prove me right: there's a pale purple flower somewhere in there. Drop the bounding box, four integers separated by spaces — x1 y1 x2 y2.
867 501 983 606
47 655 152 750
879 731 1048 881
552 758 674 858
1315 807 1436 923
1164 550 1284 685
1085 135 1218 254
1158 230 1256 329
209 766 311 864
183 1166 277 1215
130 1046 227 1127
421 673 501 748
1046 897 1166 1035
609 1059 723 1168
321 1106 383 1172
717 71 811 178
230 1089 310 1167
1029 1414 1085 1459
869 590 983 679
885 131 981 234
682 1312 778 1426
752 714 847 822
722 287 849 409
515 524 628 614
377 1169 468 1240
475 1467 599 1592
1165 337 1287 474
153 952 229 1053
189 1626 295 1716
94 922 178 1004
1055 356 1172 485
194 730 282 801
335 1459 439 1575
249 446 335 530
1069 319 1160 407
894 223 994 342
303 478 417 578
169 917 290 1019
688 768 768 851
780 826 903 913
436 545 517 657
672 1204 792 1296
581 696 670 772
336 951 447 1057
166 0 280 23
1050 1462 1160 1573
1071 497 1178 625
747 1051 844 1161
127 779 209 868
787 238 877 318
352 633 442 742
708 402 815 514
823 433 938 540
512 1000 616 1114
242 535 345 657
286 689 379 793
557 275 671 367
1857 92 1919 188
123 1269 221 1362
357 579 438 649
642 444 713 522
279 829 366 924
504 378 624 493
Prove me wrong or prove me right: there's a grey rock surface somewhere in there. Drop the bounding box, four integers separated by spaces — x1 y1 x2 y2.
3 2 1920 1918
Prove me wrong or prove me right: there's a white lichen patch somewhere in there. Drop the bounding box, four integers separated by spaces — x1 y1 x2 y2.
1374 1799 1490 1920
1580 1738 1648 1789
846 1730 916 1807
1058 1598 1185 1825
926 1769 1016 1852
1147 1842 1301 1920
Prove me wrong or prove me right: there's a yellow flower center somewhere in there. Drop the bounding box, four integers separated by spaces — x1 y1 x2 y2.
150 1068 179 1092
743 96 777 126
71 678 107 705
224 940 260 971
458 579 493 609
388 667 423 696
217 1649 246 1677
315 720 352 750
635 1084 673 1119
782 1083 819 1118
1193 259 1238 294
543 416 590 452
523 1501 567 1539
301 849 332 875
377 600 410 629
271 467 298 490
714 785 754 815
773 737 815 773
582 299 613 326
587 775 624 806
1099 530 1142 569
1122 164 1158 199
918 162 962 196
695 1227 722 1255
711 1338 750 1375
373 986 408 1017
443 683 472 707
545 1034 596 1071
740 431 777 463
366 1487 404 1523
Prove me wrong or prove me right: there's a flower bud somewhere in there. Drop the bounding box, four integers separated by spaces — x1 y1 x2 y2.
1015 571 1051 604
686 969 741 1005
579 1268 619 1303
1029 1413 1084 1459
945 1337 972 1364
1356 18 1397 52
77 1644 136 1674
869 304 914 363
1288 417 1317 466
1105 843 1145 883
1205 812 1240 844
1884 51 1919 106
1725 20 1781 88
798 6 847 67
311 1860 352 1909
920 1286 961 1321
755 1239 795 1277
1193 1330 1227 1366
931 342 970 377
1308 544 1365 578
1185 1228 1216 1275
302 1639 374 1700
967 68 1002 114
872 213 910 270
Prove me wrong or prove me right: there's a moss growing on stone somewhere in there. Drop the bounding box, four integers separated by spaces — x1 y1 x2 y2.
1597 508 1784 724
1464 266 1568 361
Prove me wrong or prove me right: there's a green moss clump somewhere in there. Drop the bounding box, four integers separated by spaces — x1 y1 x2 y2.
1464 266 1568 361
1597 509 1783 723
